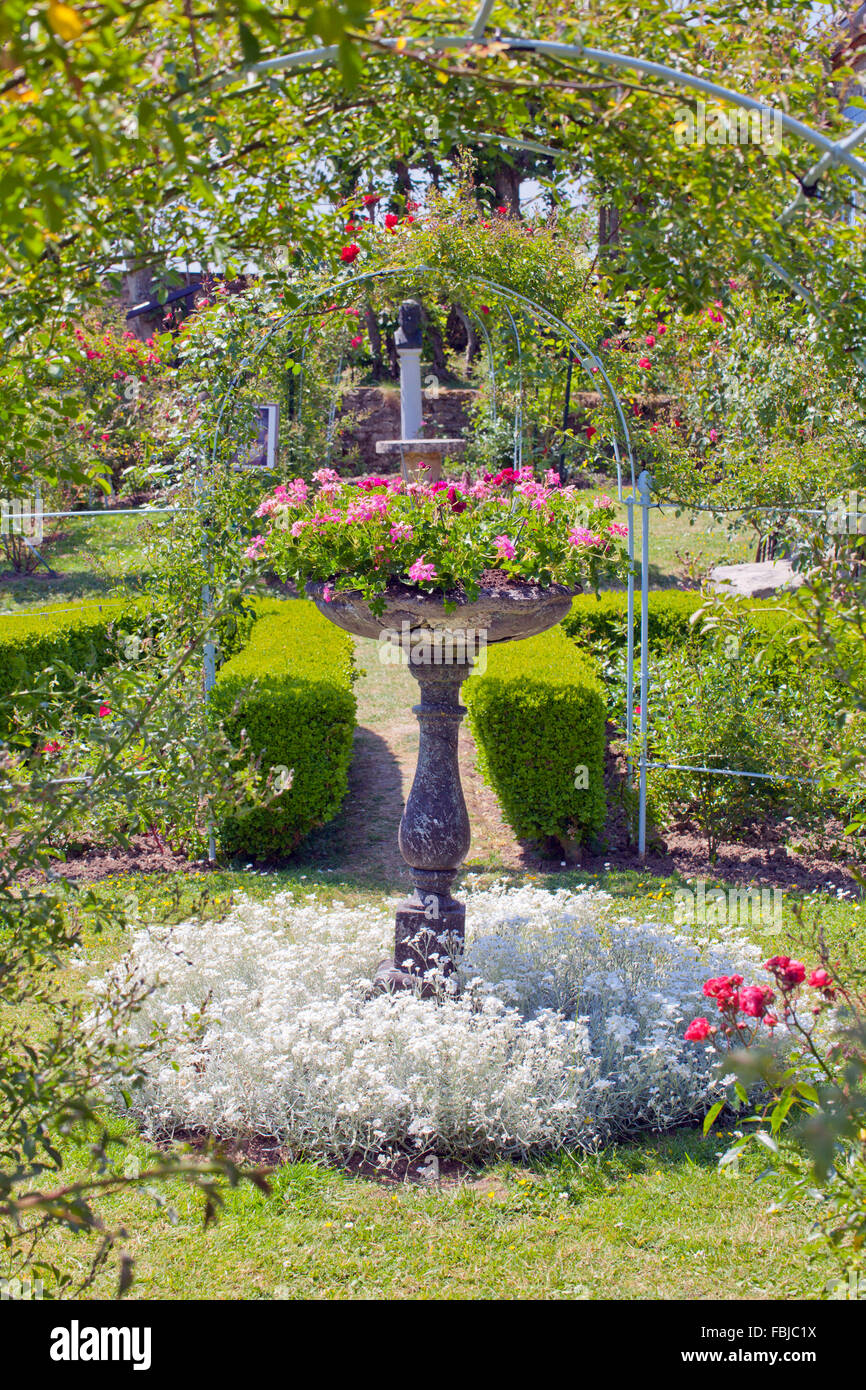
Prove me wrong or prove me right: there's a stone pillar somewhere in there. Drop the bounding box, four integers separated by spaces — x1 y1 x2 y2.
374 656 472 992
397 347 423 440
396 298 424 443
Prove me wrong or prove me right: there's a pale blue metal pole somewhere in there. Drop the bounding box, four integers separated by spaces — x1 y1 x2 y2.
195 474 217 863
637 469 651 856
626 490 635 794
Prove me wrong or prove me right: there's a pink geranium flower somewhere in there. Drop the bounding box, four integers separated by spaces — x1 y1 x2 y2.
244 534 266 560
408 556 437 583
494 534 515 559
568 526 602 548
389 523 413 541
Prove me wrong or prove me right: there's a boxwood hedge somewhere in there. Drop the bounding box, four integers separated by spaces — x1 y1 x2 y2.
210 598 356 858
0 599 133 737
463 625 606 850
561 590 800 652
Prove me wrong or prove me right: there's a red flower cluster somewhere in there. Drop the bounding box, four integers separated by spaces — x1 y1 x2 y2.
684 1018 712 1041
764 955 806 989
686 953 835 1043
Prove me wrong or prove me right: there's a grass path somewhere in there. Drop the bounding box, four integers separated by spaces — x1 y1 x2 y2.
299 635 530 883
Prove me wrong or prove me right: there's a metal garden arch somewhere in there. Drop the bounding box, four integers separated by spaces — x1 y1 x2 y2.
223 3 866 856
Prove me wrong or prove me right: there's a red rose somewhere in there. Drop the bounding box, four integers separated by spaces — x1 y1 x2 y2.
340 244 360 263
738 985 774 1018
808 968 833 991
703 974 743 1008
764 955 806 989
638 356 651 370
384 213 399 229
684 1018 711 1041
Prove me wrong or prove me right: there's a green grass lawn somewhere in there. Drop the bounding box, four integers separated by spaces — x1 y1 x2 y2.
605 493 756 590
9 865 860 1300
40 1121 831 1301
0 513 161 613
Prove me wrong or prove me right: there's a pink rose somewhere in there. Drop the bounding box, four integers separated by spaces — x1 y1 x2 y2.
764 956 806 989
738 985 774 1018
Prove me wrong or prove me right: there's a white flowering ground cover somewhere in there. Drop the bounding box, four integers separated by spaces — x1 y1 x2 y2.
100 882 766 1161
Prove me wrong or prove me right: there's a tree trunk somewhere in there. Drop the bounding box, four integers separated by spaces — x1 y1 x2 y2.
452 305 480 375
419 303 450 380
492 162 521 217
364 305 385 380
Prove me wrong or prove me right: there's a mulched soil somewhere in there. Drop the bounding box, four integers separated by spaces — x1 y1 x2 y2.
156 1127 489 1187
40 833 210 883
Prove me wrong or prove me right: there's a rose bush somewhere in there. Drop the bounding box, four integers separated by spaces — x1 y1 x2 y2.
688 943 866 1297
250 466 628 612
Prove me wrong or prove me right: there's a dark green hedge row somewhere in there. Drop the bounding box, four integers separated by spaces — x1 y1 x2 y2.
210 598 356 857
463 625 607 850
0 600 133 737
561 590 800 652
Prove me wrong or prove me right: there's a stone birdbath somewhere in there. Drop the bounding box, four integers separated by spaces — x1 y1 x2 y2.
308 300 572 993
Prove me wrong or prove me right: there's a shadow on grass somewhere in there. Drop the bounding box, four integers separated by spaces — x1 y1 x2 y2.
234 727 409 896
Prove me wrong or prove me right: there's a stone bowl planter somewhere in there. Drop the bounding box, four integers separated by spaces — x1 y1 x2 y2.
306 577 575 994
306 577 574 644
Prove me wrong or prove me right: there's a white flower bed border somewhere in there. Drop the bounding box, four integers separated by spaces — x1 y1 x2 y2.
98 883 766 1160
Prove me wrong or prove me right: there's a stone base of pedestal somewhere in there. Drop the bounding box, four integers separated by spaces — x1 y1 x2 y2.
371 888 465 995
395 891 465 977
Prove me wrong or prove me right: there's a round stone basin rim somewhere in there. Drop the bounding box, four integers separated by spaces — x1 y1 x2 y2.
306 578 575 644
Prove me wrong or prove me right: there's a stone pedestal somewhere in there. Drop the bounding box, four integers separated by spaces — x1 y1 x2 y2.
373 658 472 994
374 437 466 484
306 579 575 995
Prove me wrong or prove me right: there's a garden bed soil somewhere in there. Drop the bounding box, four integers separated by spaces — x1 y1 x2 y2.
157 1127 491 1187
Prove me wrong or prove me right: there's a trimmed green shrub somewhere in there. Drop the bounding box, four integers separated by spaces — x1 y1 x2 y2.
0 600 134 737
464 626 606 849
562 590 799 653
210 598 356 857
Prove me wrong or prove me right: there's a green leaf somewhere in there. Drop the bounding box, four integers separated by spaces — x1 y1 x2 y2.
238 22 261 64
703 1099 725 1136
